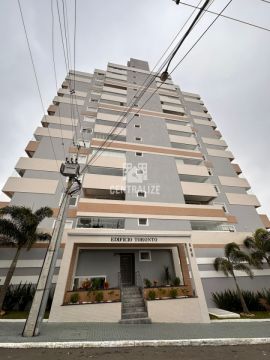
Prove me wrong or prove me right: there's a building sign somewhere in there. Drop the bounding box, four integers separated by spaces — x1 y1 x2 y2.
111 236 158 243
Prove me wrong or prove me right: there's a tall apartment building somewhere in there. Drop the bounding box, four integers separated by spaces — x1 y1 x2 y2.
1 58 269 323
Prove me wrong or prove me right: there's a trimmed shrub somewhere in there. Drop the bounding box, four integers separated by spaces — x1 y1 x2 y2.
70 292 80 304
144 278 152 288
173 277 181 286
169 288 178 299
3 283 35 311
148 290 156 300
95 291 104 302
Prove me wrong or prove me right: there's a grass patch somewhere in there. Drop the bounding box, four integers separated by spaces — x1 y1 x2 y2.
0 311 49 319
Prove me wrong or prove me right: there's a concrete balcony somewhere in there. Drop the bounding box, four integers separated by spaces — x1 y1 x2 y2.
160 95 181 105
181 181 218 202
25 141 39 158
82 174 125 199
190 111 211 119
202 137 227 148
90 155 125 169
94 124 126 137
105 72 127 81
260 214 270 229
97 111 126 123
2 177 58 198
41 115 78 127
34 127 73 140
218 176 250 189
226 193 261 207
169 135 197 150
103 85 127 95
57 88 87 97
100 93 126 104
15 157 61 176
53 96 84 106
177 164 209 183
166 123 193 136
194 118 217 128
47 104 58 115
162 104 185 115
206 148 234 160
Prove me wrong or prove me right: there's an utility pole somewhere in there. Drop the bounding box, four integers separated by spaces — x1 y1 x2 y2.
22 160 80 337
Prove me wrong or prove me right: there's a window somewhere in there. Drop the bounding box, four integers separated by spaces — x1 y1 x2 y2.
135 137 142 141
139 251 151 261
136 169 144 175
83 116 95 123
59 195 78 207
134 124 141 128
137 191 146 198
135 152 143 157
213 185 220 193
81 127 93 134
138 218 148 226
134 114 139 117
77 155 87 164
77 139 90 148
77 217 125 229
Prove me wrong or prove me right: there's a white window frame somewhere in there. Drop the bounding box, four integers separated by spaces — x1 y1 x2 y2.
139 250 151 262
138 218 149 226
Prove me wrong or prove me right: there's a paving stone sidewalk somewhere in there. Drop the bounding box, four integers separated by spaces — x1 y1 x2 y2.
0 322 270 343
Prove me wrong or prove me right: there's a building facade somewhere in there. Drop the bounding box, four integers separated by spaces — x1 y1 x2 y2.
1 58 269 323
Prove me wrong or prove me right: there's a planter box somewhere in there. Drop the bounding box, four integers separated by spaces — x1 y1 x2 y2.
64 289 121 305
144 286 192 300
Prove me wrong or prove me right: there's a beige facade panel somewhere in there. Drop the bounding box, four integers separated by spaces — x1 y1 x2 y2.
105 72 127 81
156 82 176 91
218 176 250 189
82 174 126 191
97 111 125 123
232 163 242 174
77 199 227 220
260 214 270 229
160 95 181 105
91 138 203 159
15 157 61 173
25 141 39 157
100 93 126 103
181 182 217 198
202 137 227 148
34 127 73 140
177 164 209 177
42 115 78 127
169 135 197 146
166 123 193 134
57 88 87 97
190 110 211 119
94 124 127 136
226 193 261 207
207 148 234 160
103 85 127 95
66 75 91 83
162 104 185 114
194 118 216 127
2 177 58 197
53 96 84 106
93 155 125 169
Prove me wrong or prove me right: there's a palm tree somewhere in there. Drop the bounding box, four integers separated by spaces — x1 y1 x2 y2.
0 206 53 315
214 242 253 314
244 228 270 268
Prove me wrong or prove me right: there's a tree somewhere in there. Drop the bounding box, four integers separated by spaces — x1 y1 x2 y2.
0 206 53 315
244 228 270 268
214 242 253 314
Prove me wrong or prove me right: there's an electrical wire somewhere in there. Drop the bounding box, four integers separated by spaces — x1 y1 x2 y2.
81 0 234 172
17 0 65 191
79 0 213 173
179 1 270 33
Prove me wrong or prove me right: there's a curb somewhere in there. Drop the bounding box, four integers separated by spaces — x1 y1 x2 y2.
0 338 270 348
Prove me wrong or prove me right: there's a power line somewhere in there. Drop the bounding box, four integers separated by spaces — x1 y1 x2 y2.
82 0 233 172
17 0 65 191
179 1 270 33
170 0 233 73
79 0 212 173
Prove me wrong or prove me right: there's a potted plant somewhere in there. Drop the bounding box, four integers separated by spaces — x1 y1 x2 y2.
144 278 152 288
70 292 80 304
148 290 156 300
81 279 91 290
173 277 180 287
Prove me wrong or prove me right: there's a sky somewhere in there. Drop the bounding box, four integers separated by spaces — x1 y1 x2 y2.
0 0 269 216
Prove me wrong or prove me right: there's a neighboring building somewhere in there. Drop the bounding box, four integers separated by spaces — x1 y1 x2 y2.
1 58 270 323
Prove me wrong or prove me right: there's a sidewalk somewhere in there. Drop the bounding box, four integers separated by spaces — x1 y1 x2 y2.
1 321 270 347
